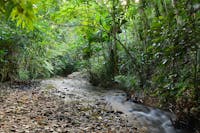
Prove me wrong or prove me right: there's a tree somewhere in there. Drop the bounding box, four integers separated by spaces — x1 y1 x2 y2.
0 0 39 29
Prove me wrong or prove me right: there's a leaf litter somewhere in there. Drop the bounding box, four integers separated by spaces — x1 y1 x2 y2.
0 82 143 133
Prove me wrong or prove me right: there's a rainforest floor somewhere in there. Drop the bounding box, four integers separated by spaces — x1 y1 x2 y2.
0 80 145 133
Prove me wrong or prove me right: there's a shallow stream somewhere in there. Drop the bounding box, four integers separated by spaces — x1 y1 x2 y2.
41 72 190 133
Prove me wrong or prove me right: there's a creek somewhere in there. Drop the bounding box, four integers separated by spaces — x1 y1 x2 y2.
41 72 191 133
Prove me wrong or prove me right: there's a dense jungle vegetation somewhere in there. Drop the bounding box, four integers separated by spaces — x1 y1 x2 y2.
0 0 200 131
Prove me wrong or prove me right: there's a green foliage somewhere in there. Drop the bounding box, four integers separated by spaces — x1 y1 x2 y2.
0 0 199 129
0 0 39 30
115 75 138 89
0 0 76 81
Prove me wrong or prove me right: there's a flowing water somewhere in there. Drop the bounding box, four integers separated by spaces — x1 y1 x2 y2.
41 72 190 133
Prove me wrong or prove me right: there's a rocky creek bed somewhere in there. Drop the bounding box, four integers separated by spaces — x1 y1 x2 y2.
0 72 193 133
